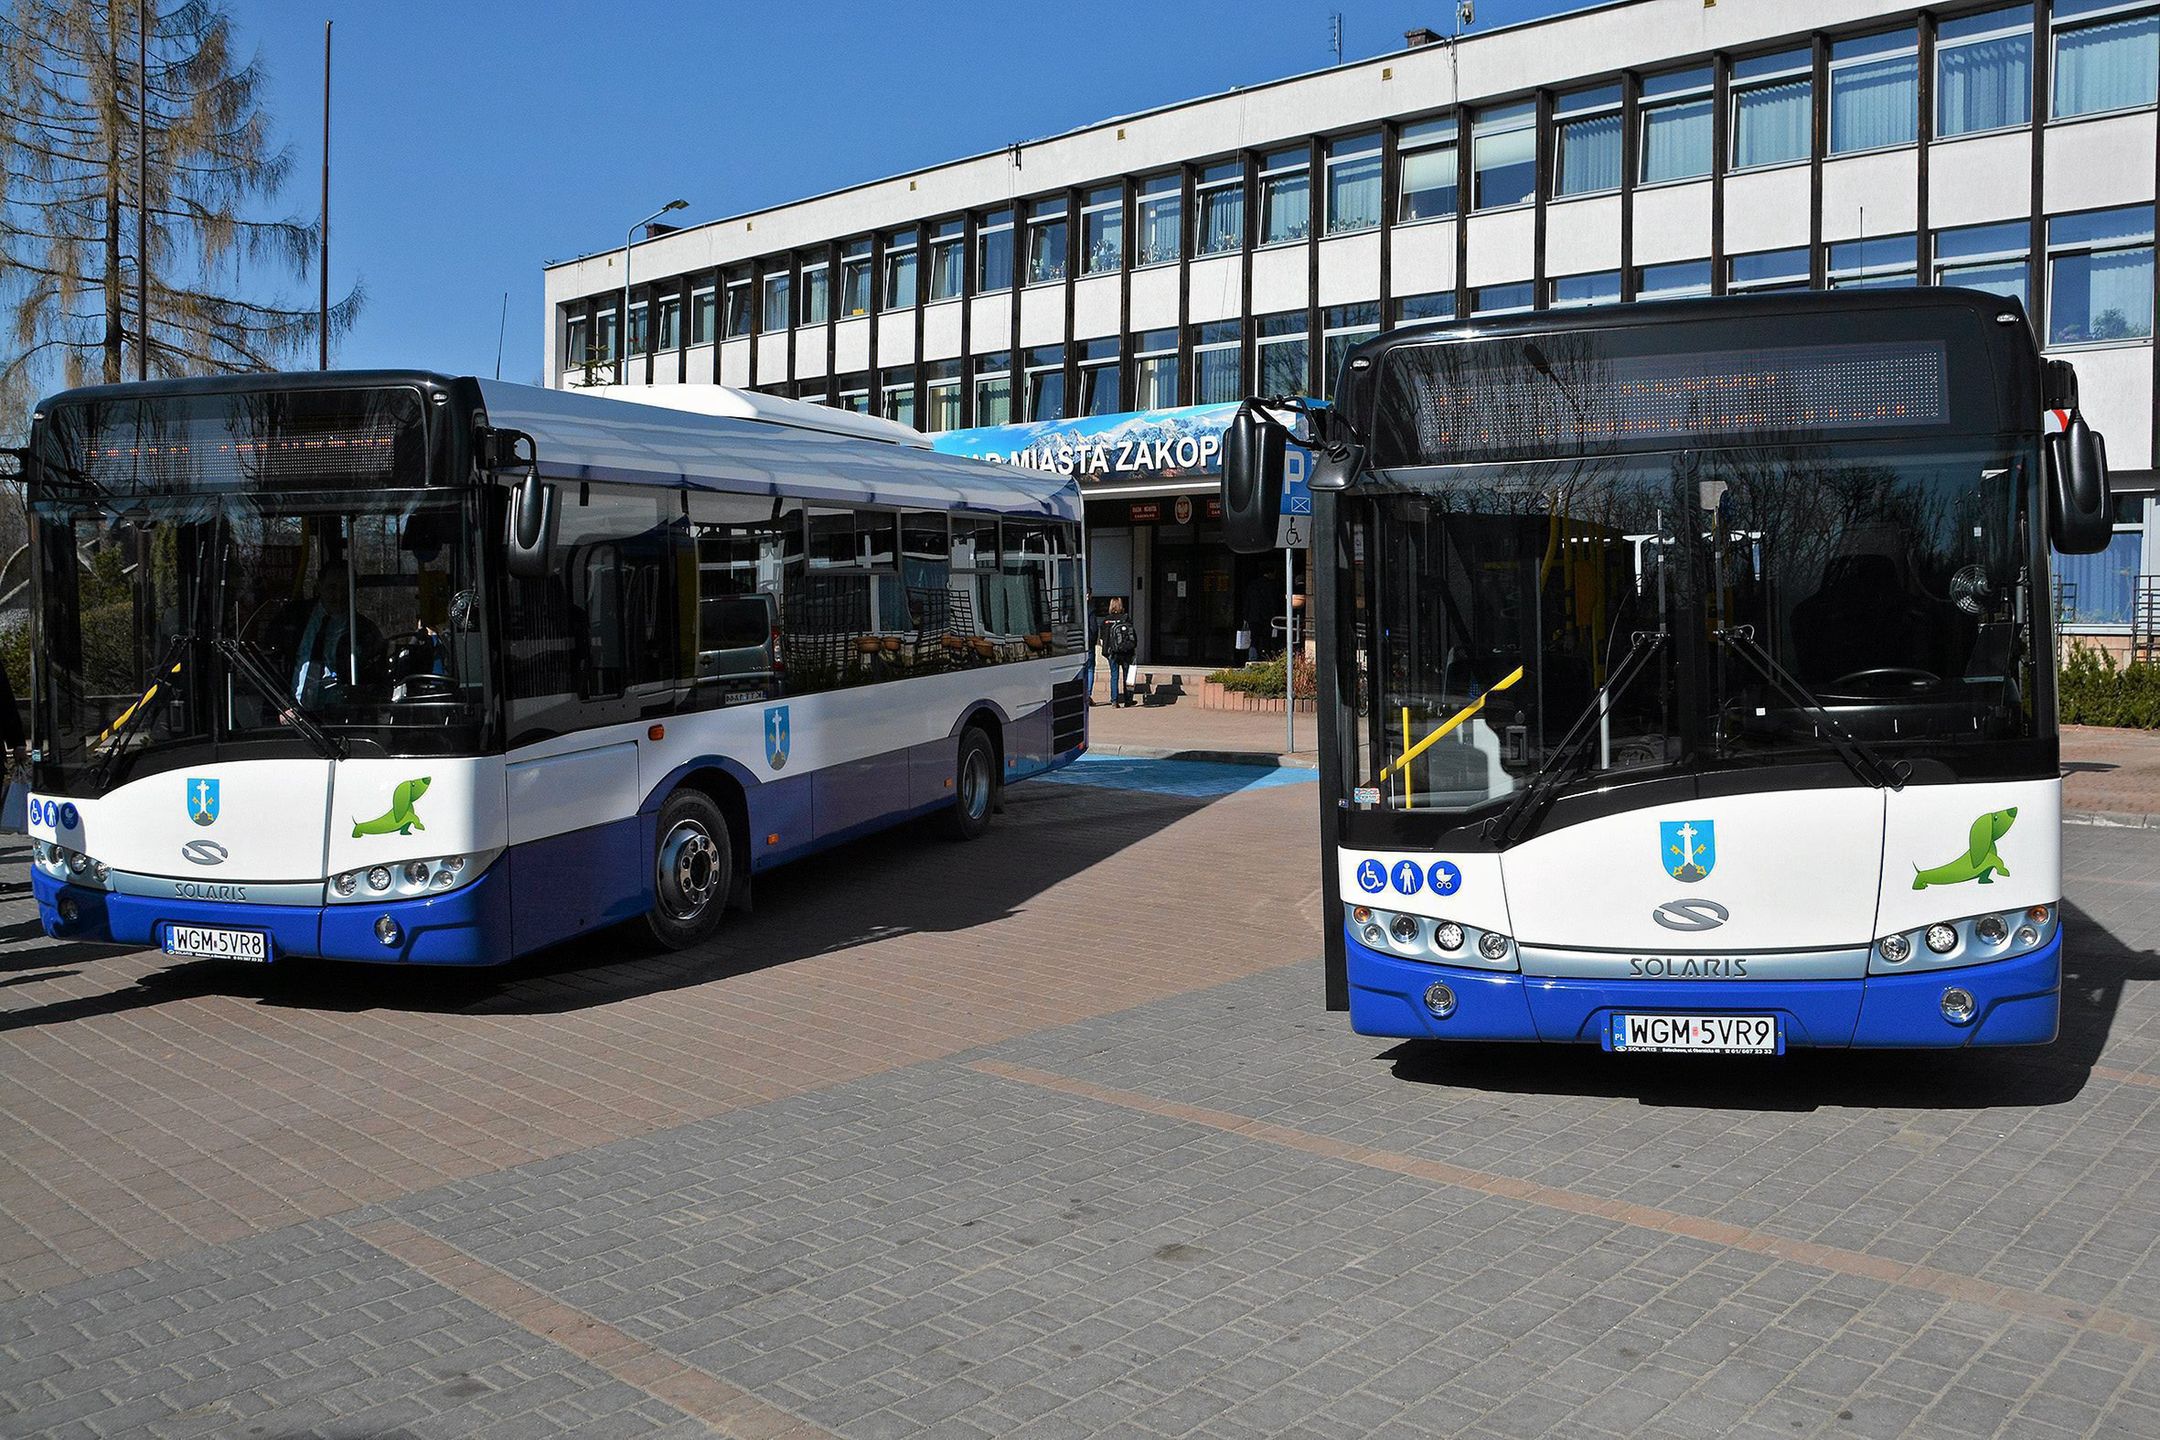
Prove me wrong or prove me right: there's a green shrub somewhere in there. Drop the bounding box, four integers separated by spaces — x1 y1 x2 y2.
1207 654 1317 700
2059 642 2160 728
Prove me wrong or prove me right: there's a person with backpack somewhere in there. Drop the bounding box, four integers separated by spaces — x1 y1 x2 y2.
1097 597 1139 707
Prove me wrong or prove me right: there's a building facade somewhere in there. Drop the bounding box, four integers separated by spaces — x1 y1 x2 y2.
543 0 2159 662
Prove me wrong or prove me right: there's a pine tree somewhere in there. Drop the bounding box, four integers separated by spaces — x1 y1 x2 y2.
0 0 362 394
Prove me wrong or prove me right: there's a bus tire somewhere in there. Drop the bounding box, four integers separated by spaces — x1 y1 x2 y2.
645 788 733 949
945 726 997 841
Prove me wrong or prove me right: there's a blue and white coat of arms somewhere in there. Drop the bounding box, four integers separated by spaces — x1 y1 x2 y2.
187 777 220 827
1660 818 1715 882
764 706 790 770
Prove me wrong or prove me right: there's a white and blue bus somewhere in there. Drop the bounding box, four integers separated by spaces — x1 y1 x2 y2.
14 375 1088 965
1221 289 2115 1053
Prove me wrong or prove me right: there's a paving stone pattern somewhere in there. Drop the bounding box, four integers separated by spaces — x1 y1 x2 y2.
3 777 2159 1438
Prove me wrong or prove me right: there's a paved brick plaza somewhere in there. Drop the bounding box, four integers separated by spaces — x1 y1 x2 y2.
3 758 2159 1439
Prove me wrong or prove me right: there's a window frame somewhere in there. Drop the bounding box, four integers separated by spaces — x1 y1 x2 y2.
1932 219 2034 304
1324 131 1383 235
1637 66 1715 186
1257 146 1312 247
1727 246 1813 293
1189 321 1243 406
2050 0 2160 122
2044 203 2157 348
797 256 830 327
1471 100 1538 212
976 208 1015 294
1729 47 1815 172
688 284 716 347
1548 270 1623 308
1320 302 1380 399
928 218 967 303
1395 116 1459 224
1023 344 1068 422
882 229 919 312
1552 84 1623 199
1633 258 1714 300
1194 160 1245 257
1827 233 1922 288
1255 310 1309 397
1081 185 1125 275
723 275 753 338
1132 328 1180 410
925 359 963 432
1135 174 1183 269
839 239 873 318
972 350 1013 426
1935 4 2036 140
1078 338 1121 417
1828 27 1922 156
1024 198 1069 287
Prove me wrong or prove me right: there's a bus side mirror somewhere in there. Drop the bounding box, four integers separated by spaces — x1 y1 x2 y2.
484 427 556 578
1222 402 1288 555
2045 412 2111 556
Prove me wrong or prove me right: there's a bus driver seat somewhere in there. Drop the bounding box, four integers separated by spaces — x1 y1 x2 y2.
1789 551 1932 695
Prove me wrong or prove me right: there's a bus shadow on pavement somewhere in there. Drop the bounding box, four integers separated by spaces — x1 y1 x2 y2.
0 782 1216 1027
1385 901 2154 1111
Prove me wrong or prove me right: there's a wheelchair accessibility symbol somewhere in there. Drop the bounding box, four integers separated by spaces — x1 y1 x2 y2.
1355 859 1386 894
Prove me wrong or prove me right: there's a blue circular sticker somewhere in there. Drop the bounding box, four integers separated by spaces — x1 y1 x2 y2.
1390 860 1424 895
1428 861 1462 896
59 803 79 829
1354 858 1387 894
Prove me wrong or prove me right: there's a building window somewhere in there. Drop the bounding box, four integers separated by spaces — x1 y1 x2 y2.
836 374 870 415
1196 161 1244 255
564 314 589 366
796 383 830 406
973 351 1012 425
1938 6 2033 137
1472 101 1537 210
2047 205 2155 345
1258 147 1310 245
1326 132 1382 234
1550 270 1622 308
1830 29 1919 153
1136 175 1181 267
1828 234 1919 288
880 367 916 427
1397 118 1458 221
925 361 962 432
689 285 716 346
2053 0 2159 118
627 300 649 355
595 309 618 362
840 239 872 317
1256 311 1308 396
1635 259 1712 299
1082 185 1124 274
1471 282 1535 315
1079 338 1120 416
884 230 919 310
1321 303 1379 398
655 294 681 352
1553 84 1622 197
1934 220 2032 304
761 273 790 334
929 218 965 302
977 209 1014 293
1392 291 1455 324
1728 246 1813 293
2059 487 2152 625
1024 345 1067 422
798 257 829 326
1730 48 1813 169
1133 328 1178 409
1639 66 1714 184
1025 199 1068 286
1191 322 1242 405
724 276 752 337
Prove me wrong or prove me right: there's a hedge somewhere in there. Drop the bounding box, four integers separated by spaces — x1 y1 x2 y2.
1207 654 1317 701
2059 643 2160 729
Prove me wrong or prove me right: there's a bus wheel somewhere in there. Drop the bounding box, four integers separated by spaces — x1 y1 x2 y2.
945 727 996 841
646 789 732 949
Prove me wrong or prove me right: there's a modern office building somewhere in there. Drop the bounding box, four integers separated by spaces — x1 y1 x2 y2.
542 0 2158 663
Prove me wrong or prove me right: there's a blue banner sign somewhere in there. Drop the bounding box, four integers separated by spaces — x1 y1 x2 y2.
930 403 1241 484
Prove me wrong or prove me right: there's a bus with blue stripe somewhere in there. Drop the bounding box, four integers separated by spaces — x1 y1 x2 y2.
1219 289 2116 1054
15 374 1087 965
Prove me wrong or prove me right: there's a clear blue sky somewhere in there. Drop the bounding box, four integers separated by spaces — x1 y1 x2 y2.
240 0 1590 386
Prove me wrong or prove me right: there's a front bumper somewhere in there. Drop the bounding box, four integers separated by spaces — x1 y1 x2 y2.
34 862 514 966
1346 924 2062 1048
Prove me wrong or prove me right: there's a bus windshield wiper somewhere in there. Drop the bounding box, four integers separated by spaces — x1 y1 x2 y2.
1714 625 1907 791
88 631 193 789
1486 630 1666 846
213 636 348 761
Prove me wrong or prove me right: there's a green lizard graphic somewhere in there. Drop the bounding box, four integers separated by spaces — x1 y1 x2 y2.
1911 807 2016 890
352 777 431 838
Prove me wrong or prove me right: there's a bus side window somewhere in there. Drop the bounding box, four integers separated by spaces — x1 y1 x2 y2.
688 492 798 707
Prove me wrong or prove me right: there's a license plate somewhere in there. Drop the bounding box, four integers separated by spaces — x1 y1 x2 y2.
1607 1013 1781 1054
162 925 270 962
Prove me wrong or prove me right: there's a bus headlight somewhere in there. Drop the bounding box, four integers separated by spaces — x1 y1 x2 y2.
403 861 431 887
1879 934 1912 963
1433 921 1465 952
331 852 496 903
332 872 358 897
1477 931 1511 962
1925 923 1958 955
366 866 393 892
1975 915 2008 944
1390 914 1420 944
65 851 89 876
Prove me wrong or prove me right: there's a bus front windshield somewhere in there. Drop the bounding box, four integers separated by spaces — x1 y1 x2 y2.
1351 440 2039 813
34 490 489 787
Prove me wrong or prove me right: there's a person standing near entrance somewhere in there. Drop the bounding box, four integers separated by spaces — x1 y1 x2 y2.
1099 597 1138 707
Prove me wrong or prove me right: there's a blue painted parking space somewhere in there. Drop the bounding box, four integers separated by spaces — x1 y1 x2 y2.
1040 755 1316 797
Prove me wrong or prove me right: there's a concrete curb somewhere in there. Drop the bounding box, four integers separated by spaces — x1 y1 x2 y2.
1085 744 1319 771
2063 809 2160 829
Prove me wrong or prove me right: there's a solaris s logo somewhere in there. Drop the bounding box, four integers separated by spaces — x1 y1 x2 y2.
182 839 228 866
187 777 220 827
1652 898 1730 933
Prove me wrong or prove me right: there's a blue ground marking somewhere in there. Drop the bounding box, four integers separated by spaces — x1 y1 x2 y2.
1039 755 1317 797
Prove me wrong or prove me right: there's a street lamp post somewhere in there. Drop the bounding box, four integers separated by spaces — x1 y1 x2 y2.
620 199 688 384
